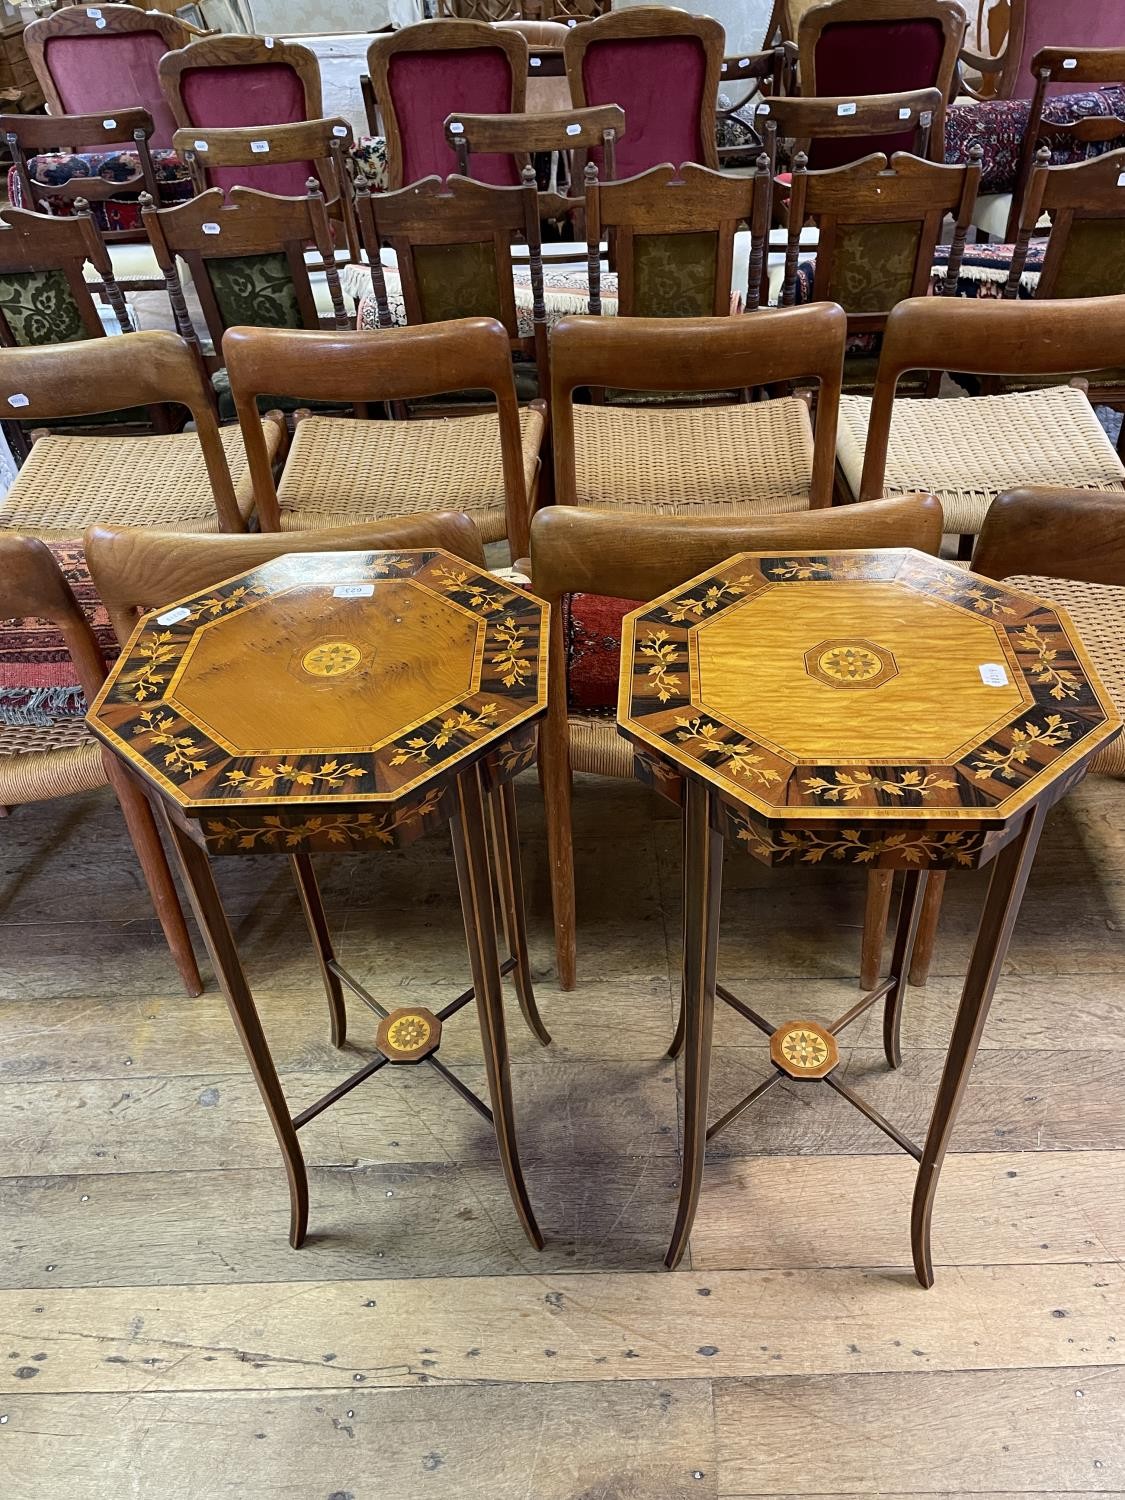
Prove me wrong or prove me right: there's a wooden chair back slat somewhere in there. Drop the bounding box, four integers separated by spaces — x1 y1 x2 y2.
0 205 129 345
973 486 1125 586
759 87 943 167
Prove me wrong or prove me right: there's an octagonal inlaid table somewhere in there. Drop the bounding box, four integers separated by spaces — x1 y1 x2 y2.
618 548 1122 1283
88 548 550 1252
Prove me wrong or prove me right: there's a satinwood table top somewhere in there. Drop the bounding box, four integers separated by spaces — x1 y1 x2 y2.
618 548 1120 868
88 549 549 852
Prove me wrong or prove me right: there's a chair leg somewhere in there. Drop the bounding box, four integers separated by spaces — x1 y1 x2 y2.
1115 410 1125 459
104 756 202 997
539 692 577 990
860 869 894 990
908 870 947 987
956 533 974 561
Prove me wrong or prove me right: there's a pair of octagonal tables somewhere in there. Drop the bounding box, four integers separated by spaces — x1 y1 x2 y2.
89 545 1120 1286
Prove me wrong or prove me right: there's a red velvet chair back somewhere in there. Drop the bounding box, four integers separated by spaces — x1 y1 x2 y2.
1015 0 1125 98
43 33 176 148
390 48 519 185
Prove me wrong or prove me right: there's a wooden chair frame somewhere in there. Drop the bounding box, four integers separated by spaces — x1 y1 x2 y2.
443 102 624 189
0 330 245 532
759 87 944 169
0 533 201 996
796 0 966 161
25 4 203 124
584 160 774 316
367 21 528 191
222 317 539 553
142 182 349 360
955 0 1122 102
355 170 549 390
550 303 846 510
530 495 946 989
715 47 795 164
159 34 323 130
2 110 165 229
855 293 1125 503
173 117 360 261
564 6 724 172
783 149 982 336
0 202 132 345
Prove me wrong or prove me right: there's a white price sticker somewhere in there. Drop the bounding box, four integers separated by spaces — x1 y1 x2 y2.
1117 170 1125 187
757 102 771 116
250 139 270 153
898 106 911 119
6 393 28 409
333 584 374 598
530 55 541 66
1063 56 1077 68
837 101 857 116
721 62 728 73
566 122 582 136
979 663 1009 687
448 121 464 134
738 56 750 67
264 35 274 47
202 222 221 235
86 6 102 14
157 606 192 626
102 117 116 129
332 124 348 137
194 139 209 151
94 18 106 27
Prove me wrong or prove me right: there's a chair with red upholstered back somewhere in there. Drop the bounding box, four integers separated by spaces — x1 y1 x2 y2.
961 0 1125 101
25 4 198 152
797 0 966 163
564 7 725 176
367 21 528 190
159 35 322 197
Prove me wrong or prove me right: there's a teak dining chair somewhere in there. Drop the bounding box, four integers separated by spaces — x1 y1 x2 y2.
584 160 773 316
905 485 1125 987
223 317 544 556
565 7 725 176
367 21 528 190
529 494 946 990
0 533 200 996
835 295 1125 545
550 304 846 519
0 331 282 536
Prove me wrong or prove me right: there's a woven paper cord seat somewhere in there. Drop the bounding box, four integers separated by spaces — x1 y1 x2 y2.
1009 573 1125 778
835 385 1125 536
0 423 283 536
571 398 816 515
0 719 106 804
275 409 545 542
568 714 635 778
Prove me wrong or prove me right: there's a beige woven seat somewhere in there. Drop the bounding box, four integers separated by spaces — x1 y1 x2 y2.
836 384 1125 536
0 423 280 537
275 407 545 541
0 718 105 803
570 399 816 516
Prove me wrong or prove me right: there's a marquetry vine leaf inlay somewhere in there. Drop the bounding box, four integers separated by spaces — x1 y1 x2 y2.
734 821 981 866
203 788 445 852
971 714 1073 782
390 704 501 765
1016 624 1083 701
435 565 509 614
766 559 832 581
490 617 532 688
802 769 959 802
193 582 271 619
640 630 682 701
221 760 367 795
135 709 209 778
661 576 756 623
675 717 783 787
121 632 178 703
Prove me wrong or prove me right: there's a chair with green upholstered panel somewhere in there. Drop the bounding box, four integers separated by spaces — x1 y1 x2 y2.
781 149 982 394
355 169 548 400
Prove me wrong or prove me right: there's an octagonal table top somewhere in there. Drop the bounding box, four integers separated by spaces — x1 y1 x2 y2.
88 549 549 827
618 548 1120 844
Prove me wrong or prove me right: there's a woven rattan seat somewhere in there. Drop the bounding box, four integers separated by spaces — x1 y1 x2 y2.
1009 573 1125 778
836 384 1125 535
274 408 545 541
570 398 816 515
0 718 105 804
0 423 281 536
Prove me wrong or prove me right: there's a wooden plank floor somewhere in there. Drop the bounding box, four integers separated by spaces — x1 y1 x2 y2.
1 771 1123 1498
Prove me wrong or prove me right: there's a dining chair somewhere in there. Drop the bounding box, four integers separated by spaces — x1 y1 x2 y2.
758 87 944 170
715 48 794 170
367 21 528 190
836 295 1125 547
904 485 1125 987
780 148 982 390
24 3 198 151
494 19 572 115
796 0 966 162
223 317 544 556
444 102 624 192
584 160 774 316
0 331 282 536
550 303 846 520
0 533 200 996
159 33 323 195
355 170 549 397
529 494 945 991
564 7 725 177
959 0 1125 101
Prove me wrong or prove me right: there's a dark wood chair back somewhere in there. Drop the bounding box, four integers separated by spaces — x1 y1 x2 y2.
142 183 347 356
585 160 773 316
1009 145 1125 302
444 102 624 184
797 0 966 160
367 21 528 190
565 7 724 176
759 87 944 168
857 294 1125 501
0 203 131 345
549 303 847 509
782 149 982 335
0 534 108 703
